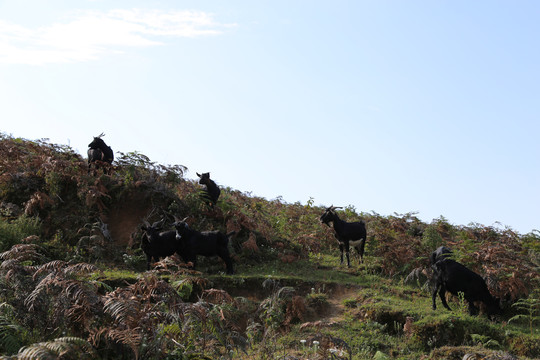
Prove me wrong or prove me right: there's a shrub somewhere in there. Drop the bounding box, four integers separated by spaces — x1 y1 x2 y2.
421 225 443 250
412 316 504 351
0 215 41 252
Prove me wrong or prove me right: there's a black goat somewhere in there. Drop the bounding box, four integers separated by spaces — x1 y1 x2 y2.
431 249 501 316
141 220 179 270
320 205 367 267
173 218 234 274
88 133 114 174
196 172 220 205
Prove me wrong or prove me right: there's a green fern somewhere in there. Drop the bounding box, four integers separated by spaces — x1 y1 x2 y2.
0 303 25 355
0 318 24 355
508 295 540 334
470 333 501 349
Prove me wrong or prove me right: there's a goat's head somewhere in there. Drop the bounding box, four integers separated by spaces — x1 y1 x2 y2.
88 133 107 149
141 219 164 239
196 172 211 185
320 205 342 226
173 216 190 237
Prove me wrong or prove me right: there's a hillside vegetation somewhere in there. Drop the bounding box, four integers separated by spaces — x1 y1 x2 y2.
0 133 539 359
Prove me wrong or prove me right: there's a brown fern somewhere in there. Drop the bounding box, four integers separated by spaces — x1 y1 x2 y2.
0 244 46 263
201 289 235 305
24 191 54 215
15 337 97 360
283 295 306 327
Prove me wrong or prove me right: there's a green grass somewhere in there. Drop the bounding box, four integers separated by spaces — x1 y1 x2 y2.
85 255 540 359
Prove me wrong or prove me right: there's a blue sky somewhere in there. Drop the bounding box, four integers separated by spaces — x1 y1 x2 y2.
1 1 539 234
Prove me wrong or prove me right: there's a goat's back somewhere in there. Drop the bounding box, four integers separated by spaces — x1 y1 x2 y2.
180 230 226 255
435 260 491 299
198 231 228 254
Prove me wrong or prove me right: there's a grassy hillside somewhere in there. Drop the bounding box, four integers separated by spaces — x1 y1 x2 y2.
0 133 538 359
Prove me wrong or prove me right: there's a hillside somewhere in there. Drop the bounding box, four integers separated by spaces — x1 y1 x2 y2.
0 133 539 360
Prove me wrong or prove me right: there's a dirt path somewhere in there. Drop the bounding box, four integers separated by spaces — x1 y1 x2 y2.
324 286 358 322
302 285 360 326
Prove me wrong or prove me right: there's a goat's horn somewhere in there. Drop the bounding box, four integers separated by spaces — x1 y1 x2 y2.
181 216 189 222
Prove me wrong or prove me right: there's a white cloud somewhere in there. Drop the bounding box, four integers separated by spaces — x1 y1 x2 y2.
0 9 235 65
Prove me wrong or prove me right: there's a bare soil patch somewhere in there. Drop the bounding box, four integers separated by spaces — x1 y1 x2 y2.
107 191 152 246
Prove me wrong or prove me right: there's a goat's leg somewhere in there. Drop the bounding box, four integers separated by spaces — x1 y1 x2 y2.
226 263 234 274
432 285 439 310
224 257 234 274
339 243 345 265
345 243 351 268
466 297 479 315
358 238 366 263
88 162 96 176
468 302 478 315
354 240 366 264
146 254 152 270
183 253 197 269
439 288 452 311
218 248 234 275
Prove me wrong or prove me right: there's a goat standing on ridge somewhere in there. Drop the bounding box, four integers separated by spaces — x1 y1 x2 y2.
320 206 367 267
197 172 220 206
88 133 114 174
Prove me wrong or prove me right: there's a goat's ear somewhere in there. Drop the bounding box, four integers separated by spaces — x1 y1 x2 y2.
196 172 201 177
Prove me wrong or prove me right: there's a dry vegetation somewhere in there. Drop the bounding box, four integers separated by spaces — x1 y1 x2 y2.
0 133 539 359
